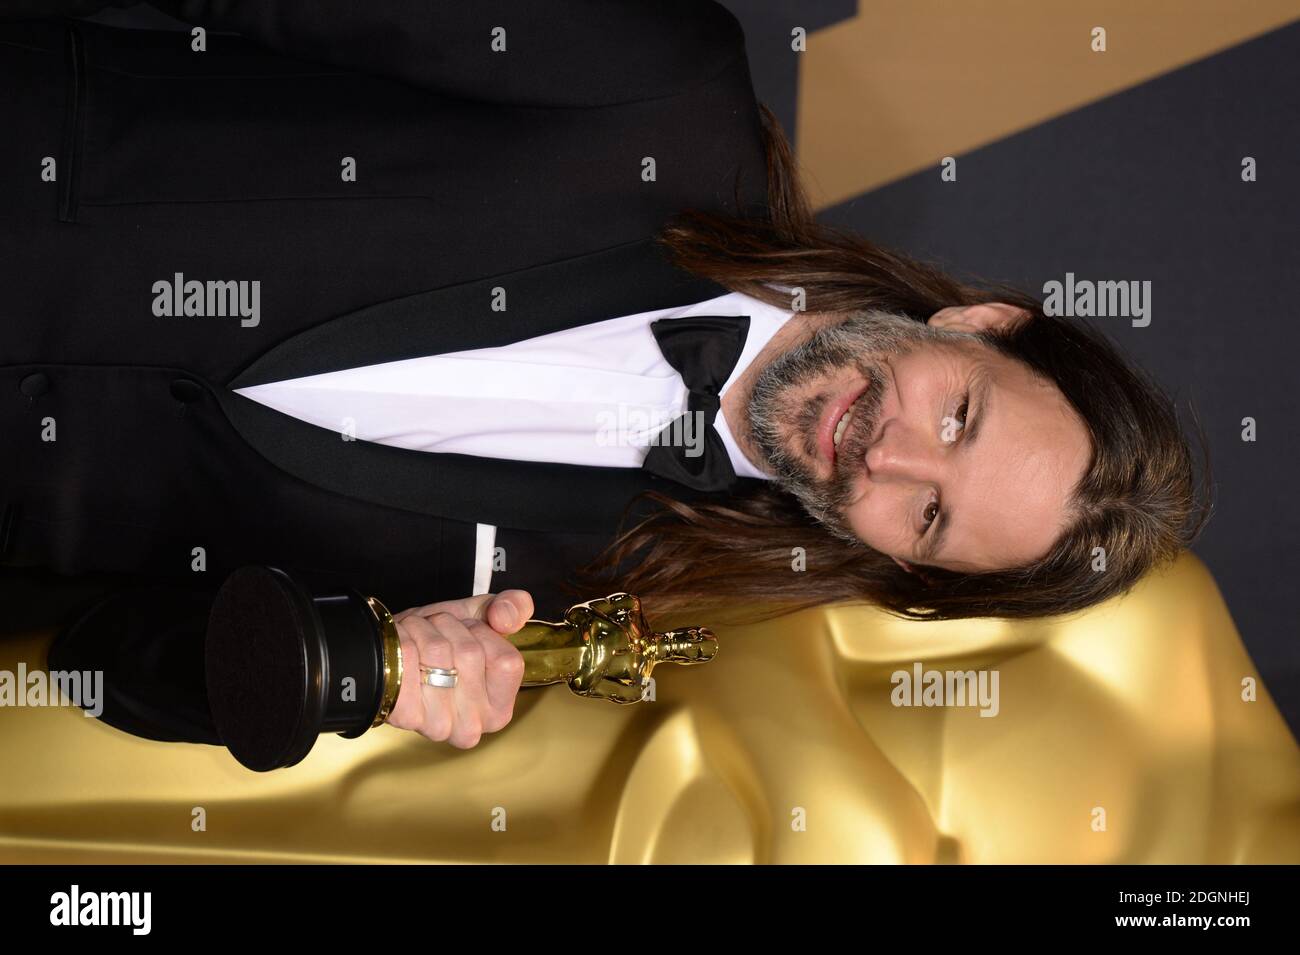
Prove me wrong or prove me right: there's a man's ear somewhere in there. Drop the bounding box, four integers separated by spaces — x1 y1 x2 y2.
892 555 940 586
927 302 1031 334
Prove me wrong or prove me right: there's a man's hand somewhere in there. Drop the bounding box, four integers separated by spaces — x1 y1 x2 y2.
384 590 534 749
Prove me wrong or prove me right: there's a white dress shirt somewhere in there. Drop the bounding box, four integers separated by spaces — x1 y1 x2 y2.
234 289 793 593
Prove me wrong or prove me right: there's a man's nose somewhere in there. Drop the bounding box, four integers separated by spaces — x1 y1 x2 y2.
864 422 943 481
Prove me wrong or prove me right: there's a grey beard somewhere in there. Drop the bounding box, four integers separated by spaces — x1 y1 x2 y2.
746 309 971 542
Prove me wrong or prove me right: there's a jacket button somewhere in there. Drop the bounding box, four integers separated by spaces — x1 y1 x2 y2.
19 373 50 398
170 379 203 404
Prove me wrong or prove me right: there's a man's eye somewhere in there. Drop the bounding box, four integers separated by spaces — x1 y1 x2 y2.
955 398 970 427
923 500 940 528
940 395 970 442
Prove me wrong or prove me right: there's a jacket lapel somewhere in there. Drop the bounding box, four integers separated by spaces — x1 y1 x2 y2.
229 238 724 386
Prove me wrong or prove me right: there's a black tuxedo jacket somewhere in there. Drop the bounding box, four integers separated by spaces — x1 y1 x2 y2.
0 2 771 613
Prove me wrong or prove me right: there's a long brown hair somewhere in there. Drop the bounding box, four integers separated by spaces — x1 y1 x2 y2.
571 104 1212 623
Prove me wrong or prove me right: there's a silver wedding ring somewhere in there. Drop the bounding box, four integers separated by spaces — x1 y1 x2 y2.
420 665 459 689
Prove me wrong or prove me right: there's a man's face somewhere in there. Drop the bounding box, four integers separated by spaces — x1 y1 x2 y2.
747 305 1092 573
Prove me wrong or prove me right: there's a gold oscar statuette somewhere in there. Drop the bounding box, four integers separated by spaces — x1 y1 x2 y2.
481 591 717 702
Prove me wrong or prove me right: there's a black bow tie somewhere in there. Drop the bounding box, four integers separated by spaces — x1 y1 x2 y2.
641 314 751 492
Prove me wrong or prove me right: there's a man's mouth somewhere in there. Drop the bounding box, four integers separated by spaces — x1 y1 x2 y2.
816 381 870 467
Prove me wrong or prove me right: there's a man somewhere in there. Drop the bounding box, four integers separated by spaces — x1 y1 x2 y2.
1 3 1208 752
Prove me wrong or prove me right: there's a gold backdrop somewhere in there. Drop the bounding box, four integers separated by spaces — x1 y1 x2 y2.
0 551 1296 863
